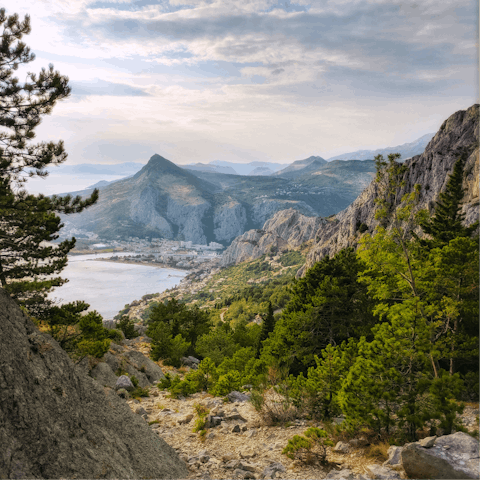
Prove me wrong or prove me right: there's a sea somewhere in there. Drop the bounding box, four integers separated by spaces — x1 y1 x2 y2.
48 252 187 320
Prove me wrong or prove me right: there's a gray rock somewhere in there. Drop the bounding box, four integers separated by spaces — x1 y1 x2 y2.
104 351 121 372
115 375 135 391
135 406 148 416
0 288 188 479
222 209 324 267
262 461 286 479
382 445 403 467
333 441 350 453
365 464 402 479
90 361 118 388
325 469 355 480
401 431 480 479
122 349 165 383
232 424 241 433
234 468 256 479
418 435 437 448
227 391 250 402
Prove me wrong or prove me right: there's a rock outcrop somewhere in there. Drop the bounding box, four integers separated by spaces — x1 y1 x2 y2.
0 288 187 479
222 209 325 266
401 432 480 479
301 104 479 273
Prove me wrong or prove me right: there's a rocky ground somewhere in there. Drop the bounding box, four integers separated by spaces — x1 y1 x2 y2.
113 340 479 480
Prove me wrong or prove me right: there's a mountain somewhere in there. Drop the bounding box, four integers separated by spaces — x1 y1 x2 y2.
61 153 377 244
327 133 434 162
52 162 145 176
274 156 327 178
184 163 237 175
250 166 274 176
210 160 286 175
222 105 479 268
0 288 187 479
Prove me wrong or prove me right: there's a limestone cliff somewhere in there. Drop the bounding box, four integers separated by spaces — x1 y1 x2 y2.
302 104 479 273
222 209 325 266
0 288 188 479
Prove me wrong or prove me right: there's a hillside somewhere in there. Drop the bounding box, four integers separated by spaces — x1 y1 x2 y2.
273 156 327 178
61 154 377 244
221 105 479 268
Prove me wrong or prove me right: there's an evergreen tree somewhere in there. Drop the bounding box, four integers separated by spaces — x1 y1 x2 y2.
418 152 478 246
262 249 375 374
0 10 98 317
256 301 275 356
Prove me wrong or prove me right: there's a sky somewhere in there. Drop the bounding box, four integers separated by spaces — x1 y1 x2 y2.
12 0 479 167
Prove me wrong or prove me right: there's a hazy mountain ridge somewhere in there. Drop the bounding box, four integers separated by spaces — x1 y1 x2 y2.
327 133 434 161
221 105 479 269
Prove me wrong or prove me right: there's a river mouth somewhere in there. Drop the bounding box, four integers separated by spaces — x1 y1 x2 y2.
48 252 187 319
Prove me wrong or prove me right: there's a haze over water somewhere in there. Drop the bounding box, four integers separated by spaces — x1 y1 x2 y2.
49 253 187 319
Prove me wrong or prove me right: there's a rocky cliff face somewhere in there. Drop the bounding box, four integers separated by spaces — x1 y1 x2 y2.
222 105 479 271
301 104 479 273
0 288 188 479
222 209 325 266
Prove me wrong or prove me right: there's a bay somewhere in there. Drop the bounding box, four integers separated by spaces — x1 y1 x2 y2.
48 252 187 319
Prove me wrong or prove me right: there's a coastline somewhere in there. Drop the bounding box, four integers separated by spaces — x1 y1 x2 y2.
91 256 191 271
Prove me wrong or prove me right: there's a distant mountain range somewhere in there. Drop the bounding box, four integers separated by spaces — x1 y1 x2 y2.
60 154 377 244
326 133 434 162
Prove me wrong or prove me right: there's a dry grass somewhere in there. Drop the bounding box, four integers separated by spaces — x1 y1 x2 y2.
364 441 390 463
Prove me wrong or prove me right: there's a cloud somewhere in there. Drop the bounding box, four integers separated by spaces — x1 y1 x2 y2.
70 78 152 96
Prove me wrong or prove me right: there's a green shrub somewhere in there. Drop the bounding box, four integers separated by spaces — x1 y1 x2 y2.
283 428 333 464
106 328 124 343
118 316 139 339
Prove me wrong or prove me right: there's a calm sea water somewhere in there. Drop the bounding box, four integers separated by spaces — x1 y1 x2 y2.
48 252 187 319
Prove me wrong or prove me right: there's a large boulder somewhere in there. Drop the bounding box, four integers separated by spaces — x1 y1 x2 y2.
0 288 188 479
90 361 118 388
401 432 480 479
122 350 164 383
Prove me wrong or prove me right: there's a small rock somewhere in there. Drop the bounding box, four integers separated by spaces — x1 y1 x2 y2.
233 468 255 479
115 375 134 391
232 424 241 433
333 441 350 454
227 391 250 403
178 413 194 425
245 429 257 438
135 406 148 416
237 461 256 472
240 449 256 459
225 460 240 469
262 461 286 479
222 455 235 463
325 469 355 479
418 435 437 448
241 425 248 432
365 464 402 479
383 445 403 467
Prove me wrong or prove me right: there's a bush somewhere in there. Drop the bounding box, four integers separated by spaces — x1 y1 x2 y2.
106 328 123 343
118 316 139 339
283 428 333 464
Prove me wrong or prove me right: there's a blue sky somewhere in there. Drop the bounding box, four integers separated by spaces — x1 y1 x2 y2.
13 0 479 166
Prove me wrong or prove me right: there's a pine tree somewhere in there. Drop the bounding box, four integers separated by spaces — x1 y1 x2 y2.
0 10 98 317
257 301 275 356
418 152 478 246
